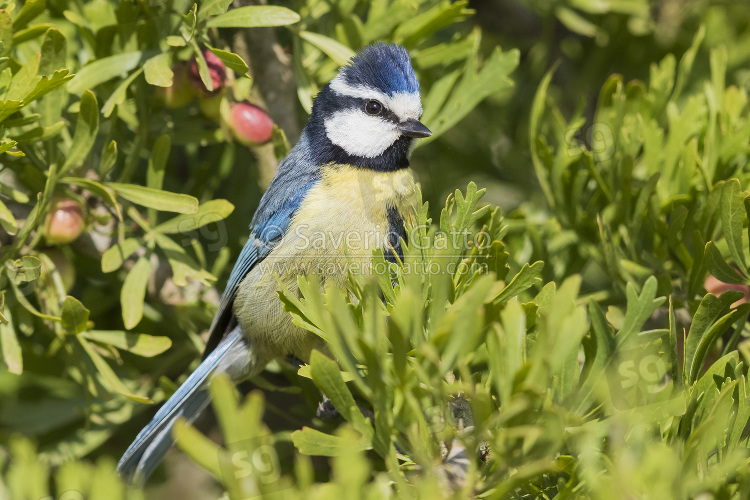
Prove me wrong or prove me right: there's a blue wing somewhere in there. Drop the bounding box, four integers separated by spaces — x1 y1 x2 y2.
202 139 320 357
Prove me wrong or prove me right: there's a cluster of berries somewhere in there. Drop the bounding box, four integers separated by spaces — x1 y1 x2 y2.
43 50 277 246
159 49 274 146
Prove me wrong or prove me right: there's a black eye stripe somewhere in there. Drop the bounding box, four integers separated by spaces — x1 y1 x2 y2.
346 97 400 123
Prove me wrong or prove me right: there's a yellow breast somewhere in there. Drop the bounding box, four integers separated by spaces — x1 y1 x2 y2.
233 164 416 365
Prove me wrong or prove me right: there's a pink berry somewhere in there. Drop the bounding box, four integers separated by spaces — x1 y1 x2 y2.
704 274 749 307
188 50 226 96
44 198 85 245
228 102 274 146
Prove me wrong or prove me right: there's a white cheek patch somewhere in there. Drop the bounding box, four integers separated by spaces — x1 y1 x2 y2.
330 76 423 121
324 109 400 158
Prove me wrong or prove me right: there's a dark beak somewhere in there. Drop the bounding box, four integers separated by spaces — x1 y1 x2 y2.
398 119 432 138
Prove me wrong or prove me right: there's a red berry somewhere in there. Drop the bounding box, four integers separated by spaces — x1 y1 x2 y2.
188 50 226 97
44 198 85 245
158 63 195 109
228 102 274 146
704 274 749 307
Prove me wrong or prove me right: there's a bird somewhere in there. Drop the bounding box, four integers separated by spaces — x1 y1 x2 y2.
116 42 432 483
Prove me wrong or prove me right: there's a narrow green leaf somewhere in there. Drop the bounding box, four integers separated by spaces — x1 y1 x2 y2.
82 330 171 357
190 43 213 92
207 47 249 76
173 418 223 477
299 31 355 66
686 292 746 383
146 135 171 191
705 242 746 285
0 10 11 57
121 256 150 330
77 336 150 403
291 427 369 456
100 140 118 179
492 261 544 305
101 67 143 118
67 51 150 93
155 199 234 234
0 309 22 374
61 90 98 174
197 0 234 20
106 182 198 214
206 5 300 28
0 198 18 235
101 238 141 273
62 177 122 221
12 0 46 31
310 350 373 441
720 179 748 274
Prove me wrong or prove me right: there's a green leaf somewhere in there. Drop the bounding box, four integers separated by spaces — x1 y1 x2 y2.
0 10 12 57
106 183 199 214
152 232 215 286
492 261 544 305
309 350 373 441
61 90 98 174
143 53 174 87
101 67 143 118
101 238 141 273
11 23 53 44
7 52 40 100
67 51 150 93
121 256 150 330
20 69 73 105
0 198 18 235
190 43 213 92
100 140 117 178
61 296 90 334
206 5 300 28
0 308 22 374
686 292 747 384
705 242 745 285
173 418 223 477
77 336 150 403
393 0 473 47
197 0 234 20
616 276 666 347
299 31 355 66
82 330 171 357
12 0 46 31
720 179 748 274
62 177 122 221
146 135 171 192
291 427 369 456
206 47 249 76
154 199 234 234
39 28 66 75
12 256 41 282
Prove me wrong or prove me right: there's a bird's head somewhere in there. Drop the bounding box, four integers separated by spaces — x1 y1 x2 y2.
306 43 431 171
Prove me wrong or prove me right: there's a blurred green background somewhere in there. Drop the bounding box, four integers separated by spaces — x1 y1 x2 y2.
3 0 750 498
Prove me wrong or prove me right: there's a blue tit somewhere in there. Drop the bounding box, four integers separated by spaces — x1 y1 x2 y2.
117 42 432 483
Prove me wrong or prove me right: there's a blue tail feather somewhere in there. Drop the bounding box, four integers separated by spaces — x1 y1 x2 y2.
117 327 251 483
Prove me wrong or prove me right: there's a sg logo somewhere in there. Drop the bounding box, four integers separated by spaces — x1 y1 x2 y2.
607 347 670 409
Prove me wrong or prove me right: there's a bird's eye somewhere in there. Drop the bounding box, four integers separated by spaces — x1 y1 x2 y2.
365 100 383 115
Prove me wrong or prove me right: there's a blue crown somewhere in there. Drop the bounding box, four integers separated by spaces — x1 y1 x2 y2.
339 43 420 96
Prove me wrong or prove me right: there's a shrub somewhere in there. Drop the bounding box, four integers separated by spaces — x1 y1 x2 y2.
2 0 750 498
